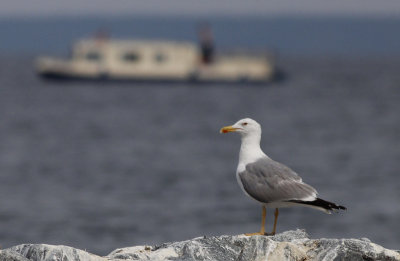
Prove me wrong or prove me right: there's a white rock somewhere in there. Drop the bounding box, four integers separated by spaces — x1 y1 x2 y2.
1 230 399 261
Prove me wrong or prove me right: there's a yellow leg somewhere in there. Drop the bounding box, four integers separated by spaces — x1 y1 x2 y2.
245 205 266 236
271 208 279 235
261 205 266 234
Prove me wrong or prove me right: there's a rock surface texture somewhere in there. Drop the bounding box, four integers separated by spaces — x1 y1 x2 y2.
1 230 399 261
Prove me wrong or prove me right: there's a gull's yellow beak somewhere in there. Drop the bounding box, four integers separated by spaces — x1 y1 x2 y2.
220 125 239 133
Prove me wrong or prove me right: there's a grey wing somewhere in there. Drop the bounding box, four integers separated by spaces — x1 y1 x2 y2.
239 158 317 203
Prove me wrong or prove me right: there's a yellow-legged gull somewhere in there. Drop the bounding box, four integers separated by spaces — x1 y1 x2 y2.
220 118 346 236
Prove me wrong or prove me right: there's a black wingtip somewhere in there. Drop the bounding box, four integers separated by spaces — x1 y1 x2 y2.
289 198 347 212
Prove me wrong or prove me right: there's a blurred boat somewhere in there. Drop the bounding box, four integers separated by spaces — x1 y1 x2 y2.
35 39 280 83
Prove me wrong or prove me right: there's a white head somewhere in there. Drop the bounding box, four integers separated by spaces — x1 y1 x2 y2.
220 118 266 164
220 118 262 138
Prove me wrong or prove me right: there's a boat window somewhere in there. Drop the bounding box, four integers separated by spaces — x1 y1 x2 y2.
154 53 167 63
123 52 140 63
86 51 102 61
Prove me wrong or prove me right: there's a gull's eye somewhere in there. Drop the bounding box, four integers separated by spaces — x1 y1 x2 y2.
242 122 248 126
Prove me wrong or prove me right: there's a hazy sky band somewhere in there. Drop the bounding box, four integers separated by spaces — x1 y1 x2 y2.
1 0 400 17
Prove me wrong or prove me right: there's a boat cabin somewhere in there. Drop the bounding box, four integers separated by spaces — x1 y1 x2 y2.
36 39 275 82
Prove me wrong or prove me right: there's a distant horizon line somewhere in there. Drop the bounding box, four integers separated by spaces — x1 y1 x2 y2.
0 12 399 21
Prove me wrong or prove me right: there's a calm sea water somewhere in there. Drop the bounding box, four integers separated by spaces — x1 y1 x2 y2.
0 17 399 255
1 16 400 56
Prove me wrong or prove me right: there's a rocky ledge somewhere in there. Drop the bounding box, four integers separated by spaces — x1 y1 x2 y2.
1 230 399 261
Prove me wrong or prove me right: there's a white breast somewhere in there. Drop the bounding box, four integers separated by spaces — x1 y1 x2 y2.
236 170 251 198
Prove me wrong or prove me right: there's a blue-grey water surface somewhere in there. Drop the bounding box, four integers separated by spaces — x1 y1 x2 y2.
1 56 399 255
0 17 400 255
